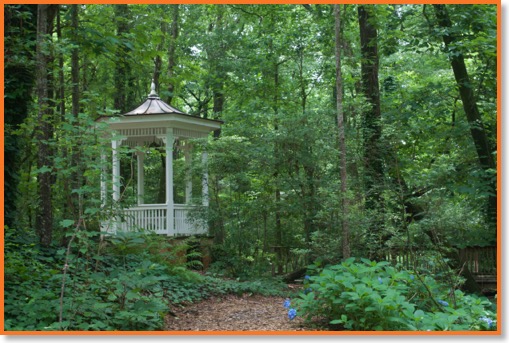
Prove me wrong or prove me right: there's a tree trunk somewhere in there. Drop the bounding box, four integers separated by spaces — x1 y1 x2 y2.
167 4 179 105
433 4 497 228
334 5 350 259
71 4 83 218
56 9 65 120
153 18 166 94
358 5 385 258
273 53 283 275
113 5 130 113
35 4 57 246
4 5 38 229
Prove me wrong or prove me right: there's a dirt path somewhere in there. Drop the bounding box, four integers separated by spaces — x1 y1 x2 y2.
164 294 318 332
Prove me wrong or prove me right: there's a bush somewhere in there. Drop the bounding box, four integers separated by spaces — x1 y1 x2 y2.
293 258 497 331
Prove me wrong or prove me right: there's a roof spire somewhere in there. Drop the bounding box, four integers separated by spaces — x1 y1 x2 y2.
148 79 159 99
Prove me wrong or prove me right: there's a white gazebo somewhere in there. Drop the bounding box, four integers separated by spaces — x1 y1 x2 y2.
97 82 222 236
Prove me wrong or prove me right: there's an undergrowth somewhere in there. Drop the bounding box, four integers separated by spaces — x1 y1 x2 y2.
4 227 288 331
290 258 497 331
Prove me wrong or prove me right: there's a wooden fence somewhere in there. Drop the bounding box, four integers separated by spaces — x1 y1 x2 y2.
270 245 497 286
385 246 497 284
458 246 497 276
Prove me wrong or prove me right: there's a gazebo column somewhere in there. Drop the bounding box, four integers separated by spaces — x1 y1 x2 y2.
202 150 209 207
184 143 193 204
111 139 121 203
164 130 175 235
136 150 145 205
100 150 107 207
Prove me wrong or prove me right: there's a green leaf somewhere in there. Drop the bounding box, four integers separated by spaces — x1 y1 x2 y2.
60 219 75 228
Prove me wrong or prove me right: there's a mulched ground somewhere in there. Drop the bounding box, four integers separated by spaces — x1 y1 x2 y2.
164 294 321 332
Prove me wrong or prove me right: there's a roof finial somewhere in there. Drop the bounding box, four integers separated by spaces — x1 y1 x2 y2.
148 79 159 98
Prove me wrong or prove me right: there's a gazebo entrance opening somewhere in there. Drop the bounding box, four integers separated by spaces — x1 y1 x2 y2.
98 82 221 236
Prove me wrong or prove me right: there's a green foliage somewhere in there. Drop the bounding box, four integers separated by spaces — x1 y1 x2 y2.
293 258 497 331
4 227 289 331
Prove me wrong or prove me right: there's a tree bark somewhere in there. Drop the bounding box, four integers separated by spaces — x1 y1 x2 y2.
358 5 385 258
113 5 130 113
153 17 166 94
167 4 179 105
70 4 83 218
273 61 283 275
433 4 497 228
334 4 350 259
35 4 58 246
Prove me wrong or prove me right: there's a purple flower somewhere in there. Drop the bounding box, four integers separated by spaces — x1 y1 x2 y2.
288 308 297 320
437 299 449 307
480 316 494 328
283 298 291 309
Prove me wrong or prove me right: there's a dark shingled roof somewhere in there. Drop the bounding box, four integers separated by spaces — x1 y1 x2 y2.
124 81 187 116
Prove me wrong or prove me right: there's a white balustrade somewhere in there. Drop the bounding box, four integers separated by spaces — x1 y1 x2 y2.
112 204 206 236
174 204 207 236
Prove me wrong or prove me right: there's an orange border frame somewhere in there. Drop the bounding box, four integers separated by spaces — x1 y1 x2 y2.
0 0 502 336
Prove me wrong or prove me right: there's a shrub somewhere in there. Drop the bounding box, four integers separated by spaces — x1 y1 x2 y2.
293 258 497 331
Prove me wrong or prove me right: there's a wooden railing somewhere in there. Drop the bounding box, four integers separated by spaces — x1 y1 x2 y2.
458 246 497 276
174 204 207 236
384 246 497 277
114 204 207 236
119 204 167 234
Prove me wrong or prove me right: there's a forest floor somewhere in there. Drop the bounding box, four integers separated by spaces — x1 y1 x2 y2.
164 293 321 332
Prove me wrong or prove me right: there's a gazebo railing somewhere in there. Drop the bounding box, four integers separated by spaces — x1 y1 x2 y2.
113 204 206 236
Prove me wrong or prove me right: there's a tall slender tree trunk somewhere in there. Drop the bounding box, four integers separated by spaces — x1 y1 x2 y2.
167 4 179 105
70 4 83 218
56 9 65 121
433 4 497 228
153 17 166 93
207 8 226 135
113 5 129 113
273 60 283 275
358 5 384 258
334 4 350 259
35 4 57 246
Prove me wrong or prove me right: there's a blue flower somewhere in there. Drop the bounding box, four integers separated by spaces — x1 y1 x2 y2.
288 308 297 320
304 287 313 294
283 298 291 309
480 316 494 328
437 300 449 307
377 276 383 284
410 275 415 280
304 275 311 281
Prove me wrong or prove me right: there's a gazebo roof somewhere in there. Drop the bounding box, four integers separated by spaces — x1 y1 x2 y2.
97 81 222 142
124 82 187 116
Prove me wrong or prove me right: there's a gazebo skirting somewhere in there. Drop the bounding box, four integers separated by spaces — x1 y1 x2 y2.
105 204 206 236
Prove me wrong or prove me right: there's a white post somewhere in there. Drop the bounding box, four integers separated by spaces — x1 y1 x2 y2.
100 150 107 207
137 151 145 205
111 139 122 233
112 139 121 203
184 143 193 204
202 150 209 207
165 130 175 235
